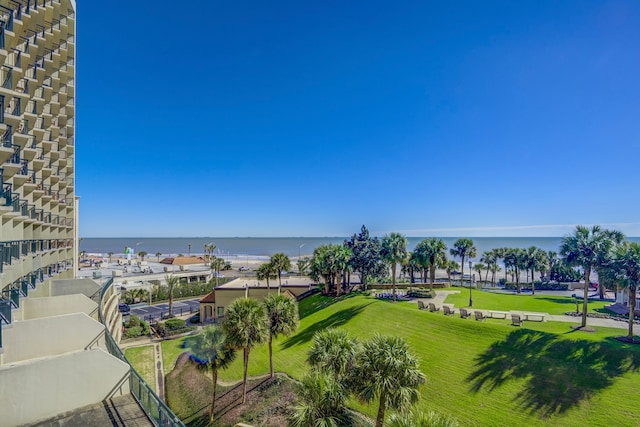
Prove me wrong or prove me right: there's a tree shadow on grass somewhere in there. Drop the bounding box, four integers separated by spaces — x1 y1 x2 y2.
282 303 371 349
468 329 640 418
298 292 362 319
534 297 579 306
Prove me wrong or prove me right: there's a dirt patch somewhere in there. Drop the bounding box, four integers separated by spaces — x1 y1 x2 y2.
166 353 298 427
570 325 596 332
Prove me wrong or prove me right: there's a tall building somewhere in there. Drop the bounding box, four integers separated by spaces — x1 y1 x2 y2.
0 0 77 300
0 2 168 425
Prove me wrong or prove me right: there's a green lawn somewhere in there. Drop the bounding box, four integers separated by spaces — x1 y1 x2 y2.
443 290 611 314
124 345 156 392
204 293 640 427
161 336 193 376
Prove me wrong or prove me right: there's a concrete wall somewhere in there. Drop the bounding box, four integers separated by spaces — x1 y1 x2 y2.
51 278 102 300
0 348 130 427
2 313 105 364
101 283 123 342
19 293 98 321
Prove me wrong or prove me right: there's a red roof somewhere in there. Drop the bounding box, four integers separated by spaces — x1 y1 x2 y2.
199 290 216 303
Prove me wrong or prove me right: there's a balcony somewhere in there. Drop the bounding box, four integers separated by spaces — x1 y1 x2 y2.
0 65 12 91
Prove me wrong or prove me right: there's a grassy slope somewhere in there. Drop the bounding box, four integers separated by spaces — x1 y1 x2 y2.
161 336 193 376
443 291 610 315
124 345 156 392
211 293 640 427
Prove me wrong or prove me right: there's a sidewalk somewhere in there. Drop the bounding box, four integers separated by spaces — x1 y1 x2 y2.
418 290 628 330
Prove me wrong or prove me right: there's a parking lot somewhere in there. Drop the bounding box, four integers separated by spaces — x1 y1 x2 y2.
128 298 201 323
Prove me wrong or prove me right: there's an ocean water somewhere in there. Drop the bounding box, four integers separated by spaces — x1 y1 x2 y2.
79 237 640 260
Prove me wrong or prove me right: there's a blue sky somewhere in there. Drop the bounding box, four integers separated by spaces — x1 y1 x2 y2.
77 1 640 237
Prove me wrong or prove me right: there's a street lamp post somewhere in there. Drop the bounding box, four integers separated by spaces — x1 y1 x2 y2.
469 261 473 307
298 243 306 277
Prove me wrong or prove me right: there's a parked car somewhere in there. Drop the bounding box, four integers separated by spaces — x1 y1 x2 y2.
214 273 225 278
239 266 249 271
118 303 130 314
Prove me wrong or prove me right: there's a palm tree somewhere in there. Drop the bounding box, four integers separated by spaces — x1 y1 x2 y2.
310 245 334 294
445 259 459 286
165 275 179 318
490 262 501 286
405 251 420 284
297 257 311 276
353 335 425 427
334 246 352 296
107 252 114 263
381 233 408 302
449 238 476 287
189 325 236 422
155 252 162 262
503 248 526 293
607 242 640 341
560 225 615 328
290 370 351 427
595 230 625 299
270 253 291 287
188 243 192 256
524 247 548 295
264 294 299 378
138 251 148 262
307 329 360 380
222 298 268 404
415 238 448 292
473 263 485 289
480 250 497 283
256 262 278 290
387 410 460 427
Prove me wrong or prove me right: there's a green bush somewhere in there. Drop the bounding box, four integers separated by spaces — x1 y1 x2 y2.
124 316 150 339
504 282 569 291
126 315 141 328
165 318 186 330
407 289 434 299
125 326 142 339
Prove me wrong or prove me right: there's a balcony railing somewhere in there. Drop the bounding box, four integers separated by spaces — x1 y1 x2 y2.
3 288 20 309
18 160 28 176
10 97 20 116
1 66 12 90
2 129 14 148
0 23 5 50
0 185 7 208
0 299 12 324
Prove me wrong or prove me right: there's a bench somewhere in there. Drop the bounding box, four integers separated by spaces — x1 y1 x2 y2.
488 311 508 319
459 308 471 319
511 313 524 327
522 312 546 322
443 305 456 316
428 302 440 313
474 311 486 321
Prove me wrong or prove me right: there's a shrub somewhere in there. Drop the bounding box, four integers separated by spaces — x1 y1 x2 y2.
126 315 141 328
407 289 434 299
504 282 569 291
124 326 142 339
165 318 186 330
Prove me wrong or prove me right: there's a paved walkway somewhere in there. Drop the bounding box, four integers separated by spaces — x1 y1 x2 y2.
155 343 166 401
417 290 628 329
31 394 153 427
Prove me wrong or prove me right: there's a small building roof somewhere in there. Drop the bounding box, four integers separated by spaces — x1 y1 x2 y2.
200 290 216 303
160 256 206 265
